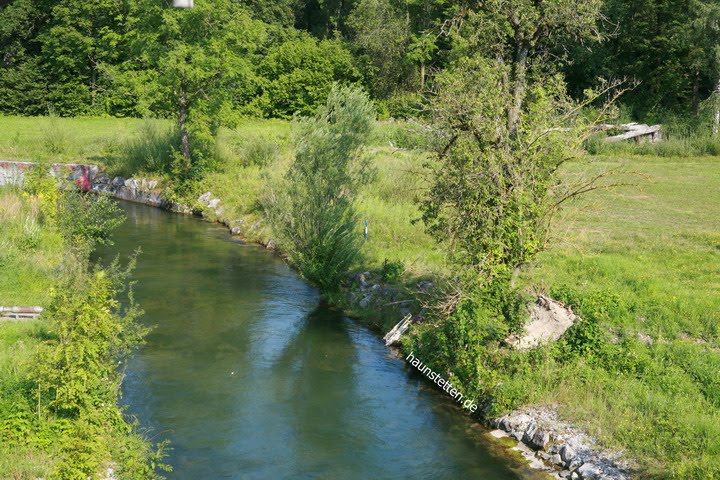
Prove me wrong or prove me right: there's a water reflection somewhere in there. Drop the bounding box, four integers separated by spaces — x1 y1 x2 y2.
99 201 533 479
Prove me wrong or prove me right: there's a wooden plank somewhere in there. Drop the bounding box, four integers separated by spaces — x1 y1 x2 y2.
605 124 662 143
383 314 413 346
0 306 43 320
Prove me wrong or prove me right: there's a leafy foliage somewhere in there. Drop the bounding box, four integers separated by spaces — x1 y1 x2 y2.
0 186 166 478
254 35 361 118
22 161 61 223
381 259 405 283
56 191 125 246
265 85 375 292
420 56 586 286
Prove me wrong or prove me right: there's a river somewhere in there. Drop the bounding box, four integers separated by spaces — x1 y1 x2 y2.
96 201 537 479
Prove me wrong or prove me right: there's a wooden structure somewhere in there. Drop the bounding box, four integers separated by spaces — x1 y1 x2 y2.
596 123 663 143
383 314 413 346
0 306 43 320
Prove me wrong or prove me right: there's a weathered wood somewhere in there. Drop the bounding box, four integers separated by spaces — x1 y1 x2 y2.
383 314 413 346
605 123 662 143
0 306 43 320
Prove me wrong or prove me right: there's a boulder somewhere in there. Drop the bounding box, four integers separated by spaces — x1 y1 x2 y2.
560 445 577 465
111 176 125 187
230 226 242 235
147 180 158 189
207 198 221 209
506 295 578 349
198 192 212 203
523 423 550 450
416 280 434 292
359 295 372 309
265 239 276 250
577 463 603 479
498 414 533 434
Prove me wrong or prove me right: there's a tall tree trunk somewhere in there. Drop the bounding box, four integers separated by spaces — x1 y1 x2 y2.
90 56 97 109
508 44 528 138
714 78 720 137
692 71 700 116
178 75 191 171
419 61 425 91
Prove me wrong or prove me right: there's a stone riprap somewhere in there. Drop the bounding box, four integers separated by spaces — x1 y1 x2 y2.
491 408 629 479
91 174 171 209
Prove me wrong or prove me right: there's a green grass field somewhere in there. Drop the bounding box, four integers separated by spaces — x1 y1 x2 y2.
0 190 65 306
1 114 719 477
517 155 720 476
0 190 62 478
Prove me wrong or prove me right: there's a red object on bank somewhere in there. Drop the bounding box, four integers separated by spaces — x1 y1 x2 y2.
76 166 91 192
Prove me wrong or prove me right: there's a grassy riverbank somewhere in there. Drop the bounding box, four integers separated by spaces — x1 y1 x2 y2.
0 187 164 479
1 114 719 477
517 155 720 476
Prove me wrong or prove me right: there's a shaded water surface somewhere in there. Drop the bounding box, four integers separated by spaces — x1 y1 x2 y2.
98 202 535 479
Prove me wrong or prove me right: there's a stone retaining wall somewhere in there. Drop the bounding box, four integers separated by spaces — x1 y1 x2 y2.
0 160 98 187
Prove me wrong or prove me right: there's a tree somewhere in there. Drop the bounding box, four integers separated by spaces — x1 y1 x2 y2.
253 34 362 118
419 58 624 294
565 0 720 119
265 85 375 292
125 0 267 174
347 0 412 96
0 0 50 114
451 0 603 136
689 0 720 133
38 0 129 115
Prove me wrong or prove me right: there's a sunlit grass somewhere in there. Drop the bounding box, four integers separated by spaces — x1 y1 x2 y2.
0 190 64 306
515 154 720 476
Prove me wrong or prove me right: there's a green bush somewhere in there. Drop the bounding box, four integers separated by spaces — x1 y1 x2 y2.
265 85 375 292
255 35 362 118
381 92 425 119
56 191 125 246
404 294 511 410
381 258 405 282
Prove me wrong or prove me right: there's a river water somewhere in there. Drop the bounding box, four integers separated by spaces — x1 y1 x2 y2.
97 201 536 479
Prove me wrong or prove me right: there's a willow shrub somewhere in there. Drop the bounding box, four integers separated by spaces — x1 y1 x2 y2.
265 85 375 293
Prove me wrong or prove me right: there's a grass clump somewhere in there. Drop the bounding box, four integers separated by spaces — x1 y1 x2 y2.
113 119 179 177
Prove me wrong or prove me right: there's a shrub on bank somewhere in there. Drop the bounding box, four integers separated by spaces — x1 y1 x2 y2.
0 177 167 477
265 85 375 293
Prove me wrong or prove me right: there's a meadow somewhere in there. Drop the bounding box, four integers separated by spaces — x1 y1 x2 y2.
1 114 719 477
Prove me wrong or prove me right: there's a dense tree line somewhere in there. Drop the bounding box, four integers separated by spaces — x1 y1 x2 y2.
0 0 717 120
